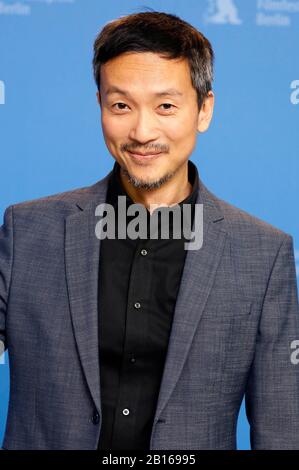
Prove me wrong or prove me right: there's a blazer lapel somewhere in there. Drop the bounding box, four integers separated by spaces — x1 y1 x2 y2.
151 180 227 430
64 177 109 413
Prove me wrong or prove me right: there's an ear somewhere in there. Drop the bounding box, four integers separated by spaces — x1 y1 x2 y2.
197 91 214 133
96 91 101 107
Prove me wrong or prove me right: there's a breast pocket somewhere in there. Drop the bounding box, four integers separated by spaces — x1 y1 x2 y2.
203 298 253 320
183 301 252 394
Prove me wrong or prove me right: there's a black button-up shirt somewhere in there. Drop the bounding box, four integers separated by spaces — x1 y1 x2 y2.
97 159 199 450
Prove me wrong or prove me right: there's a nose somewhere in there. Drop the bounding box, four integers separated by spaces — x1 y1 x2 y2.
128 109 160 144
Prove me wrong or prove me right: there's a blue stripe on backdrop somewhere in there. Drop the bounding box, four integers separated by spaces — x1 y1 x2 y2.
0 0 298 450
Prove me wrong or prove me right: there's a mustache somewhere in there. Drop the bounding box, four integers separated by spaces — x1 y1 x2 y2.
121 143 169 153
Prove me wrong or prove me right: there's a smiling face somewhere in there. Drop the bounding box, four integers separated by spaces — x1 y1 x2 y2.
97 51 214 191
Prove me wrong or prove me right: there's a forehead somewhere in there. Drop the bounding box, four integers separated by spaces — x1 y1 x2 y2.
100 52 193 94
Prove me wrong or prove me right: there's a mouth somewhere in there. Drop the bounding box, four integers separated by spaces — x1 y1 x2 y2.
127 150 163 162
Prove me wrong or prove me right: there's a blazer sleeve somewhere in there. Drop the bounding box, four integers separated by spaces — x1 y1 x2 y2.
0 205 14 355
245 234 299 449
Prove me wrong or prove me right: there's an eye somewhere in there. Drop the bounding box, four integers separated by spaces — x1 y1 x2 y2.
112 102 129 111
111 102 176 113
159 103 176 112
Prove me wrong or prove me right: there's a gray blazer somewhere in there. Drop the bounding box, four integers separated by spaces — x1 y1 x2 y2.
1 168 299 450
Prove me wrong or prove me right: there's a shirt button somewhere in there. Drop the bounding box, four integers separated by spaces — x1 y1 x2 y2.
134 302 141 309
122 408 130 416
140 249 148 256
91 410 100 425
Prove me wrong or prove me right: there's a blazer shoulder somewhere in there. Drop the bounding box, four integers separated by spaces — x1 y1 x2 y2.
5 172 111 217
206 187 292 245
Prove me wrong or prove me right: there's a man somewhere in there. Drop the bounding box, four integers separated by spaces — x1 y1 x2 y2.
1 11 299 450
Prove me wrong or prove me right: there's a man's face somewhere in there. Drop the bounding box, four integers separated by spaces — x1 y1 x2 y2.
97 51 213 189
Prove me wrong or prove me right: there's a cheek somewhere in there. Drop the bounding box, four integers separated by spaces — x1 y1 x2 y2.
101 115 128 143
164 120 197 148
168 128 197 160
164 110 198 138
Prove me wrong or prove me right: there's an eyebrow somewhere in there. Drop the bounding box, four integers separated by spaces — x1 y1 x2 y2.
105 86 183 98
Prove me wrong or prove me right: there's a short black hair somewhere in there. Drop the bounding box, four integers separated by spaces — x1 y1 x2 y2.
92 10 214 110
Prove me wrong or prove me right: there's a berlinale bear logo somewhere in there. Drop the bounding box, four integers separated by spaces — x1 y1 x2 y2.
205 0 242 25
